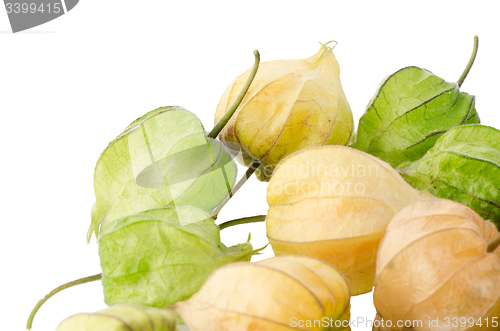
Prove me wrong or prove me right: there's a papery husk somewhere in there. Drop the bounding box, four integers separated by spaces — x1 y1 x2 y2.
98 206 259 308
374 199 500 331
214 42 353 181
398 124 500 229
173 255 351 331
266 146 433 295
56 304 178 331
371 314 389 331
88 106 237 241
353 66 479 169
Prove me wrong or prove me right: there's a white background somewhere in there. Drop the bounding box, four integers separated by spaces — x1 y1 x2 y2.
2 1 499 330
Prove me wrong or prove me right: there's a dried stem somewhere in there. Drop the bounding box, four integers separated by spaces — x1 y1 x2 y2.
212 161 260 218
457 36 479 88
219 215 266 230
26 273 102 330
208 50 260 139
487 234 500 253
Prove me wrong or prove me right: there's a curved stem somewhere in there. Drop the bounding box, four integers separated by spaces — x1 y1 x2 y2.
457 36 479 88
208 50 260 139
26 273 102 330
211 160 260 218
219 215 266 230
487 234 500 253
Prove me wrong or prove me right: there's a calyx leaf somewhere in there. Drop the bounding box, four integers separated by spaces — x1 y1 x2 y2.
353 66 479 168
88 106 237 241
398 124 500 228
98 206 261 307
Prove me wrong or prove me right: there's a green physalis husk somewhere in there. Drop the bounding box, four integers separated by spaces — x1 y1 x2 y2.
56 304 178 331
98 206 261 307
88 106 237 242
352 66 479 168
398 124 500 229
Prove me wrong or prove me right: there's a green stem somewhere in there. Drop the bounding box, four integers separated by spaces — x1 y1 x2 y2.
26 273 102 330
208 50 260 139
457 36 479 88
487 234 500 253
219 215 267 230
211 160 260 218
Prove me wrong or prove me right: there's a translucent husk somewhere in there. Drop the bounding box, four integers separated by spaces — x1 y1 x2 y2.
266 146 433 295
173 255 351 331
56 304 178 331
374 199 500 331
214 42 353 181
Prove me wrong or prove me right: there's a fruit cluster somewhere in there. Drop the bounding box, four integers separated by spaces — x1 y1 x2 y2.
28 38 500 331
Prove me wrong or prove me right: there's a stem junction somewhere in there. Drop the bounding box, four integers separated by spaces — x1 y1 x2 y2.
212 160 260 219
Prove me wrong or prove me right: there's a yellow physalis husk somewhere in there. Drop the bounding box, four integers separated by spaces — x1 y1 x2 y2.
173 255 351 331
371 314 389 331
214 42 353 181
56 304 177 331
374 199 500 331
266 146 433 295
